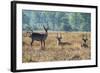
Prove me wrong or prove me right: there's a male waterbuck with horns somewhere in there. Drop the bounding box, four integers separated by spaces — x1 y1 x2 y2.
30 25 49 49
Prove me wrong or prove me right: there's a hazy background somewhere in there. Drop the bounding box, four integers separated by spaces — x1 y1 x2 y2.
22 10 91 32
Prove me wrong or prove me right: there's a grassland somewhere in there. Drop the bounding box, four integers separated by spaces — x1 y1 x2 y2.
22 32 91 63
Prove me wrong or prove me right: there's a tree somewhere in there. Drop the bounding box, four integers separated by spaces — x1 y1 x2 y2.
22 10 91 32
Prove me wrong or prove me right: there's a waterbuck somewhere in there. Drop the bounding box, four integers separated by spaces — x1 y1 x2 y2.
30 25 49 49
56 33 72 49
81 34 88 48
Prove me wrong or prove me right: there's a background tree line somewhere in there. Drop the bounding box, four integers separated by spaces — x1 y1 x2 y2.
22 10 91 32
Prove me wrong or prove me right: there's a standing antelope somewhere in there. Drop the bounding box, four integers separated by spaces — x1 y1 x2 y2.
30 25 49 49
81 34 88 48
56 33 72 48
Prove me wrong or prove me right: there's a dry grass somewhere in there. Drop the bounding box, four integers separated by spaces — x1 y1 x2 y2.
22 32 91 63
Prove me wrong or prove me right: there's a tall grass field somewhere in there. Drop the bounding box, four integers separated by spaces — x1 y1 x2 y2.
22 32 91 63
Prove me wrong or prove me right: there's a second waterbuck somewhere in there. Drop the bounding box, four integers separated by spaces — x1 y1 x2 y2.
30 25 49 49
56 33 72 49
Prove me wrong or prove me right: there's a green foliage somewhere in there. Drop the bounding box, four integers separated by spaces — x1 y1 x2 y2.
22 10 91 32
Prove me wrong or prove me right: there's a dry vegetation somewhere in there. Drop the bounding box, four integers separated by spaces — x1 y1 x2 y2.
22 32 91 63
